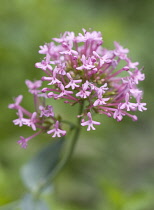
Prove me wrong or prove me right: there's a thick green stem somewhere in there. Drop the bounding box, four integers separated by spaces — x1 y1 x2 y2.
61 101 84 163
35 101 84 196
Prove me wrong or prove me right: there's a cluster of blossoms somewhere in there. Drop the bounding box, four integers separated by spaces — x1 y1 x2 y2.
9 29 146 148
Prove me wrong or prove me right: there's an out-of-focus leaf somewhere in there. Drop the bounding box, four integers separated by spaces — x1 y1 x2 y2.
21 138 64 192
20 194 49 210
0 201 20 210
123 190 154 210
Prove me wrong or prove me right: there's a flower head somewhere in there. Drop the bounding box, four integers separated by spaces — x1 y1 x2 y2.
36 29 146 125
9 29 147 148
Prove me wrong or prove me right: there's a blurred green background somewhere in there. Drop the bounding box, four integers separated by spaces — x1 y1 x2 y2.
0 0 154 209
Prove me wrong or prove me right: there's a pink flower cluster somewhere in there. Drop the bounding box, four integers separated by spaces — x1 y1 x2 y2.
9 29 147 148
8 81 66 148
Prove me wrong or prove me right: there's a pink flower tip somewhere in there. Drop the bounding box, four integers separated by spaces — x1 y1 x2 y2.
17 136 28 149
47 121 66 137
81 112 101 131
132 115 138 121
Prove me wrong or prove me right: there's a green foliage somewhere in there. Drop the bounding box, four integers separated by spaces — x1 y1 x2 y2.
21 138 64 192
20 194 49 210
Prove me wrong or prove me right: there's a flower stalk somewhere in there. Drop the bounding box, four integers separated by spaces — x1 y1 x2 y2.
35 101 85 196
8 28 147 200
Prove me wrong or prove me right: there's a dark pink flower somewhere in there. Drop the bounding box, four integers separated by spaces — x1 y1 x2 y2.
76 81 91 98
17 131 42 148
65 73 82 90
39 44 49 54
39 105 54 117
25 80 42 94
47 121 66 137
113 106 125 121
114 41 129 59
120 93 137 111
35 60 52 71
23 112 37 131
13 109 25 127
81 112 101 131
17 136 28 149
76 55 96 70
8 95 23 109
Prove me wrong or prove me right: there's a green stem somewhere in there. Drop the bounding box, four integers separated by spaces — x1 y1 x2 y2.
61 102 84 163
35 101 84 196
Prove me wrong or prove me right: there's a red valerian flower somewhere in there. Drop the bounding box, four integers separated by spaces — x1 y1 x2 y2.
9 29 147 148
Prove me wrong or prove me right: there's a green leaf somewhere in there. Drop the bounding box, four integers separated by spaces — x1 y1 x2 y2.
20 194 49 210
21 138 64 192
